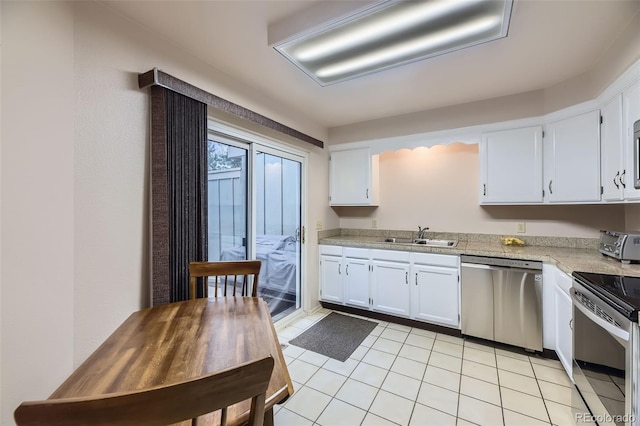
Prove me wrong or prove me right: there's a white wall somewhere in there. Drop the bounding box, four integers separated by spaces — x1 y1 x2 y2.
1 2 75 423
625 205 640 231
329 90 546 145
337 144 627 237
1 2 333 424
73 0 329 362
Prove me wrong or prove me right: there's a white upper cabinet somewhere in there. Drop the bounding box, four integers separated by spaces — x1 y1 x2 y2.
480 126 543 204
329 148 379 206
601 95 624 201
623 79 640 200
543 110 601 203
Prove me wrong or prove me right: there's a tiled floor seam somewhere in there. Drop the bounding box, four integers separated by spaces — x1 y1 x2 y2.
493 347 506 426
454 351 464 425
531 357 557 425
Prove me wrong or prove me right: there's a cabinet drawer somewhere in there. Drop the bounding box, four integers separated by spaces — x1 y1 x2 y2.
319 245 343 256
412 253 459 268
370 249 410 263
344 247 370 259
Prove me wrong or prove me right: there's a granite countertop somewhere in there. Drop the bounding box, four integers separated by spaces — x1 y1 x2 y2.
319 234 640 278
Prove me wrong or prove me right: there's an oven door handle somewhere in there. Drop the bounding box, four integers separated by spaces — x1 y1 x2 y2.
571 289 630 342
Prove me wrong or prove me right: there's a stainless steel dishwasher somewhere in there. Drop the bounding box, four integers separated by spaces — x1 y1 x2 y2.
460 255 543 351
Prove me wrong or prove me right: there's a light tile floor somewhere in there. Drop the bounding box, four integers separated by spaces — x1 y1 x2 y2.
275 309 591 426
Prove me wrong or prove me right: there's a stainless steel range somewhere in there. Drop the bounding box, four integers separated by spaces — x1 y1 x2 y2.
572 271 640 426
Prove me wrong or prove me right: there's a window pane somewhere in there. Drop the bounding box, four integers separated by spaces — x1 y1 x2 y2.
208 140 247 262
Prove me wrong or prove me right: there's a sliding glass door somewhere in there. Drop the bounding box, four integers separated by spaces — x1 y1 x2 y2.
255 148 302 320
207 131 303 321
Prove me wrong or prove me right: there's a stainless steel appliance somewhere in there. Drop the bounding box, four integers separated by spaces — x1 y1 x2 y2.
461 255 543 351
634 119 640 189
599 230 640 263
572 271 639 426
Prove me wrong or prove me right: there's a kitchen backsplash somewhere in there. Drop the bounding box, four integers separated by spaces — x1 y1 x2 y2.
318 228 600 249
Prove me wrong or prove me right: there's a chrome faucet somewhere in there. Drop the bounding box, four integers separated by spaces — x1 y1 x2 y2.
417 226 429 239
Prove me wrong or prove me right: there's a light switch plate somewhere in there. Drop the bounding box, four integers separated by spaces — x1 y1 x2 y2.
316 221 323 230
372 219 377 229
517 222 526 233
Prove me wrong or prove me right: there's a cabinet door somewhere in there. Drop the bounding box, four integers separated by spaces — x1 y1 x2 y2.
329 148 378 206
541 264 557 350
320 255 343 303
344 257 370 308
554 284 573 377
623 79 640 199
544 110 601 202
411 264 459 328
480 126 543 204
601 95 624 201
371 260 410 317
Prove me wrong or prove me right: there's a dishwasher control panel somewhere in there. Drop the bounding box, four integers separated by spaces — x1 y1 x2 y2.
460 255 542 270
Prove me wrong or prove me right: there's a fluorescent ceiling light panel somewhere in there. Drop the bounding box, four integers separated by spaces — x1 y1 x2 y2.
274 0 513 86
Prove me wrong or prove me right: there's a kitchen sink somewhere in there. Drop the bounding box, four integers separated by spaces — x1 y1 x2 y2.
415 239 458 247
382 237 458 247
382 237 414 243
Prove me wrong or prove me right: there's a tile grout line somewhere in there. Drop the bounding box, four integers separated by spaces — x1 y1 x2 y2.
495 343 506 426
532 358 557 425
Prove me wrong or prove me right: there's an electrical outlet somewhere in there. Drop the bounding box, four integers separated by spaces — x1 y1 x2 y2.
517 222 526 233
316 221 323 230
372 219 377 229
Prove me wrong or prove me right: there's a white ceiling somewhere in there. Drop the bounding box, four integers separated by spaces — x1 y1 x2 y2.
102 0 640 129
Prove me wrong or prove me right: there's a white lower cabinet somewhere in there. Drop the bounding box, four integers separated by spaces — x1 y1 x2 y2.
344 250 371 309
319 253 343 303
542 264 557 350
319 246 461 328
411 254 460 328
371 259 411 317
554 269 573 377
543 263 573 377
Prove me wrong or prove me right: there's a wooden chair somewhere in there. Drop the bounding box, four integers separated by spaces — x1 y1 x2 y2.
189 260 262 299
14 356 274 426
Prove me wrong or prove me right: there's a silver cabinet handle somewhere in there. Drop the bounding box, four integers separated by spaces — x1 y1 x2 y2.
346 264 349 276
483 184 486 196
366 188 369 199
415 273 418 286
405 272 408 284
338 264 341 275
614 171 620 189
621 170 626 188
569 319 573 330
548 180 553 194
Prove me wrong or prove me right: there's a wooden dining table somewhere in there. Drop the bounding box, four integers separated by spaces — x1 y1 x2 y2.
48 297 294 425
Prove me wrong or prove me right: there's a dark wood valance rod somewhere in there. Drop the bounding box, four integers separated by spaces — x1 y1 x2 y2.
138 68 324 148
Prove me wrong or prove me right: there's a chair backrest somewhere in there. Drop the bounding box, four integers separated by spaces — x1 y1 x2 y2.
14 356 274 426
189 260 261 299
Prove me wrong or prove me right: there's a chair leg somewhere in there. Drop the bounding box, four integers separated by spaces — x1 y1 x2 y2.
263 408 274 426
